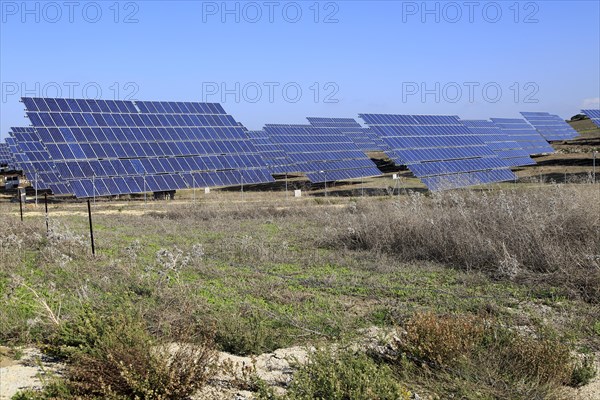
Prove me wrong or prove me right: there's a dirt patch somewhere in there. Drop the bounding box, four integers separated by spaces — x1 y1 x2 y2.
0 348 63 400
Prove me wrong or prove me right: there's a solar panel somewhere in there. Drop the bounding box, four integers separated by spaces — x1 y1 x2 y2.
262 124 382 183
360 114 517 191
0 142 14 168
21 97 274 198
247 131 290 174
4 136 28 178
9 127 70 193
8 129 49 190
460 120 536 167
306 117 389 153
490 118 555 155
581 109 600 128
520 112 579 141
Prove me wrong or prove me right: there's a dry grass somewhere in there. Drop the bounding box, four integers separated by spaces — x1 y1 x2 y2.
324 185 600 302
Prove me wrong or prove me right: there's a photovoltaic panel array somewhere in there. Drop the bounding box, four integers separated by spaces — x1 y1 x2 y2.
360 114 517 191
306 117 388 152
490 118 555 155
247 131 289 174
0 142 13 168
520 112 579 141
581 109 600 127
262 124 382 183
5 137 19 167
21 97 274 198
460 120 536 167
9 127 69 193
7 129 47 188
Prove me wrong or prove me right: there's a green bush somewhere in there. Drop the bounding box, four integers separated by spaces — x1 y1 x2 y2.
280 349 411 400
570 355 597 387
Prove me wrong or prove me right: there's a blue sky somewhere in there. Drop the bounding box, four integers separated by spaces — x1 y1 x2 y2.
1 0 599 138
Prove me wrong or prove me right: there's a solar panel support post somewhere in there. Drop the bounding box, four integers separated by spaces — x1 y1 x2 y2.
285 173 288 200
34 171 38 207
593 151 597 184
44 193 49 234
361 176 364 197
18 188 23 222
240 170 244 201
143 174 147 205
87 199 95 256
192 174 196 203
320 171 327 197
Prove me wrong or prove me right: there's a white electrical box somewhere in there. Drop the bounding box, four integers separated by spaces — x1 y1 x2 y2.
294 190 302 197
204 187 210 194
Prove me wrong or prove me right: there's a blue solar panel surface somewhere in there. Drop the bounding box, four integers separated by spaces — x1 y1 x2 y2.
0 142 13 168
21 97 274 198
460 120 536 167
8 129 48 189
360 114 517 191
262 124 382 183
581 109 600 128
9 127 69 193
247 131 289 174
306 117 388 152
490 118 555 155
520 112 579 141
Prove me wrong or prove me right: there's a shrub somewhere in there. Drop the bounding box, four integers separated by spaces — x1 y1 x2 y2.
49 308 217 399
279 349 411 400
399 311 485 368
392 311 578 399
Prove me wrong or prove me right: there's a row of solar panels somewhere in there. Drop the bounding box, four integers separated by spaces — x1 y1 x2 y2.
246 112 584 190
1 97 595 196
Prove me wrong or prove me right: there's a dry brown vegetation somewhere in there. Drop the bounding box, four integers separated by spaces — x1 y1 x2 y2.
324 186 600 302
390 311 578 399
